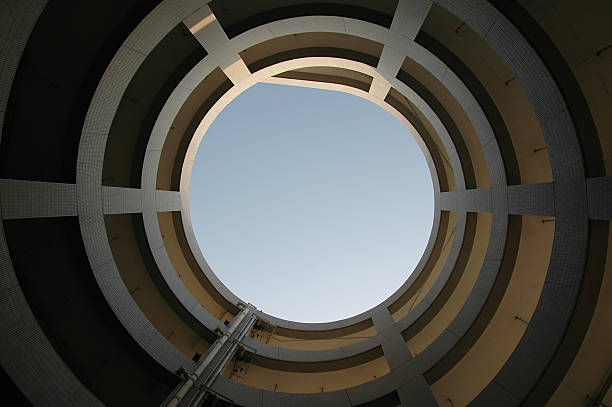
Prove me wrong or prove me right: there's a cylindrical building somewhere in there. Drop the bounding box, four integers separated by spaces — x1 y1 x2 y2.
0 1 610 406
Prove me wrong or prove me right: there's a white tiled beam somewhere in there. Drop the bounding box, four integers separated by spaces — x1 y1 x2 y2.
103 186 180 214
371 0 433 99
371 307 439 407
0 180 180 218
0 178 77 219
183 5 251 84
439 183 557 217
372 308 413 370
391 0 433 40
155 189 182 212
102 186 143 214
218 53 252 84
369 76 392 100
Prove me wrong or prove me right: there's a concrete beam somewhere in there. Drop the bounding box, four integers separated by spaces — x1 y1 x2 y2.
0 183 181 217
183 5 251 84
0 178 77 219
440 183 556 217
369 76 392 100
102 186 180 214
397 375 439 407
372 308 413 371
439 189 491 213
508 183 554 217
156 189 182 212
371 0 432 99
391 0 433 40
102 186 142 214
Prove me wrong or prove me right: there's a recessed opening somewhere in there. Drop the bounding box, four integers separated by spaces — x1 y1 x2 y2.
189 82 434 322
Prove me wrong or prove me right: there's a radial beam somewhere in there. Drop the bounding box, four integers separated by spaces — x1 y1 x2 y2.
391 0 433 40
439 183 556 217
371 307 439 407
0 178 77 219
103 186 181 214
183 5 251 84
370 0 433 100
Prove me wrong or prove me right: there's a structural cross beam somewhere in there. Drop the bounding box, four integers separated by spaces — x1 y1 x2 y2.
0 179 182 218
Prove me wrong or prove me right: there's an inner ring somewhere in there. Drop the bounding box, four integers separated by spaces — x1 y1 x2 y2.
184 80 438 323
171 58 443 328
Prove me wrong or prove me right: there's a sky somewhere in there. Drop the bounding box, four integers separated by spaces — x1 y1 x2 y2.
189 82 434 323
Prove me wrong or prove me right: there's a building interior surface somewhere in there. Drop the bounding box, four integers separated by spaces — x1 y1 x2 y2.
0 0 611 406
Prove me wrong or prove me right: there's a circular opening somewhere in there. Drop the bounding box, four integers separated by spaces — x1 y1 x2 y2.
189 82 434 322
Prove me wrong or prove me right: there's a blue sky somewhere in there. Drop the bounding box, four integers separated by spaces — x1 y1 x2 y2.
189 82 433 322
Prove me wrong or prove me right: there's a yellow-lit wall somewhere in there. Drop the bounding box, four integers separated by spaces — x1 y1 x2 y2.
431 215 555 406
407 212 491 355
225 355 390 394
420 5 553 184
392 211 458 321
105 214 210 358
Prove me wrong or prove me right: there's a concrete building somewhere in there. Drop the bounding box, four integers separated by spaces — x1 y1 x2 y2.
0 0 610 405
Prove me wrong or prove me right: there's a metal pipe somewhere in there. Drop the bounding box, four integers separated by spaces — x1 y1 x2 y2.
207 317 254 387
189 311 258 407
165 306 251 407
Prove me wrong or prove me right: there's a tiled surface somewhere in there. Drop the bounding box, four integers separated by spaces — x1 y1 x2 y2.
0 1 47 136
0 179 77 219
391 0 433 40
587 176 612 220
75 0 210 377
1 0 605 405
0 285 105 407
508 183 554 216
102 186 143 214
437 1 590 404
0 2 106 404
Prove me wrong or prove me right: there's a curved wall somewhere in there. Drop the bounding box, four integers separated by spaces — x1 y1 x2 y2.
0 0 610 406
